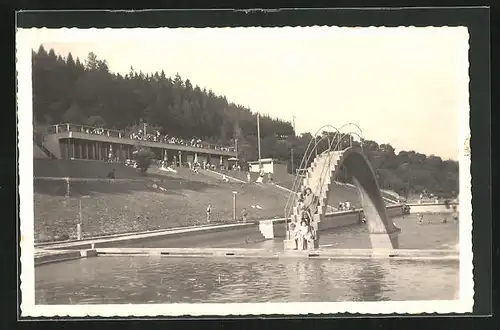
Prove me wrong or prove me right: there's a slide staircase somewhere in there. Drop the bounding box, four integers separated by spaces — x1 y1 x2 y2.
283 124 369 249
284 125 401 250
287 150 347 248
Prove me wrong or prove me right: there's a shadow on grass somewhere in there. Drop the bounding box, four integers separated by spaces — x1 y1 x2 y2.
33 163 293 242
33 176 220 198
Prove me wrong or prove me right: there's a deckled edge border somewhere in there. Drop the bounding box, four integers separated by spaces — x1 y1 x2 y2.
17 26 474 317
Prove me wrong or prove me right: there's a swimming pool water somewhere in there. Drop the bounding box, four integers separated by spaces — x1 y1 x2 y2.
35 213 460 304
36 256 459 304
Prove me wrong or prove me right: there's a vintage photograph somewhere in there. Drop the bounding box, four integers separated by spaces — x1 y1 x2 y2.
18 25 473 316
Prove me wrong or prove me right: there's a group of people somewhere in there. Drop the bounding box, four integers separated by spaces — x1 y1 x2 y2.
416 205 459 225
338 201 354 211
125 159 138 168
62 124 235 152
206 205 248 223
288 188 320 250
127 130 233 151
289 221 316 250
230 164 242 171
157 158 220 171
254 169 273 184
189 160 224 172
445 203 460 224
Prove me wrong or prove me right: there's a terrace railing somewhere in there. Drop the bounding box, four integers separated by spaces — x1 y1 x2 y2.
46 123 236 152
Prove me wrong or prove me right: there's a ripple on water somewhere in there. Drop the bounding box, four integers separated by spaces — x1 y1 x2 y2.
36 256 459 304
35 213 459 304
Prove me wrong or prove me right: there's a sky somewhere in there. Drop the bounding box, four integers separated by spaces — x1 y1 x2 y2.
29 27 469 160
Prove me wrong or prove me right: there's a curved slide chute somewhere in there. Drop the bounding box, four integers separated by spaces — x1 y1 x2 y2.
286 146 401 250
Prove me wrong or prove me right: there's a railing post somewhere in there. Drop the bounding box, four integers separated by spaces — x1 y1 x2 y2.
55 125 59 134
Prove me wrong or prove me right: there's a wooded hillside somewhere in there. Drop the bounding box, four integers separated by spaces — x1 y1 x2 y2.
32 46 459 197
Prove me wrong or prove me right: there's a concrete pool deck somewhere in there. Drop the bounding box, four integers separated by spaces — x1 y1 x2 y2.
35 203 454 250
35 246 459 265
96 247 459 260
36 222 263 250
34 204 458 266
34 248 98 266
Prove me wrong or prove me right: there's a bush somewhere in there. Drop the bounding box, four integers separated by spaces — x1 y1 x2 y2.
134 147 155 173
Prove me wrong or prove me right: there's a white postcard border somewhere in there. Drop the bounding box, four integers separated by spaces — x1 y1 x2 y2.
18 27 474 317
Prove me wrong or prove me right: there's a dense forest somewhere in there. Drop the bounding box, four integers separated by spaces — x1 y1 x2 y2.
32 46 459 198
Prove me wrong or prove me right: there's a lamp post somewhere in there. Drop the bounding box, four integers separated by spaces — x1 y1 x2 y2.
232 191 238 222
257 113 262 167
401 162 411 200
78 195 90 240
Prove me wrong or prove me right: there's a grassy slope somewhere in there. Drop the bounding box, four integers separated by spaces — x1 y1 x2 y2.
34 175 288 242
34 161 393 243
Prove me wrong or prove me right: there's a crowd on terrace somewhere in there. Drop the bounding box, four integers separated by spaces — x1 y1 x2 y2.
52 123 235 152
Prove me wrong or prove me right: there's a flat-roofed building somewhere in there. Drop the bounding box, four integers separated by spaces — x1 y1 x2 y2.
248 158 288 177
39 123 237 168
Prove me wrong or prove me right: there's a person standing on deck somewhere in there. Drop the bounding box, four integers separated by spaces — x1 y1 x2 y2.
297 221 307 250
452 205 459 223
267 172 273 184
241 208 248 223
206 204 212 223
256 168 264 183
289 222 299 250
298 220 311 250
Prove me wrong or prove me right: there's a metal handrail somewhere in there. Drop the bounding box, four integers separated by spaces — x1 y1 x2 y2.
46 123 236 152
284 132 341 239
283 134 335 222
284 130 365 239
285 129 362 219
311 131 366 221
284 127 339 211
313 131 365 202
308 132 351 215
284 125 341 220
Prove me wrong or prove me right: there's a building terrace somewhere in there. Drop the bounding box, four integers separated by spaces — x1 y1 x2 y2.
41 123 237 167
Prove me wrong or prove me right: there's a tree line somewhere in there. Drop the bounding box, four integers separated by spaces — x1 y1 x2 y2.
32 46 459 198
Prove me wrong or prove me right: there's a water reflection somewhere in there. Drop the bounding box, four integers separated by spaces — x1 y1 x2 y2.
36 257 459 304
350 260 389 301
